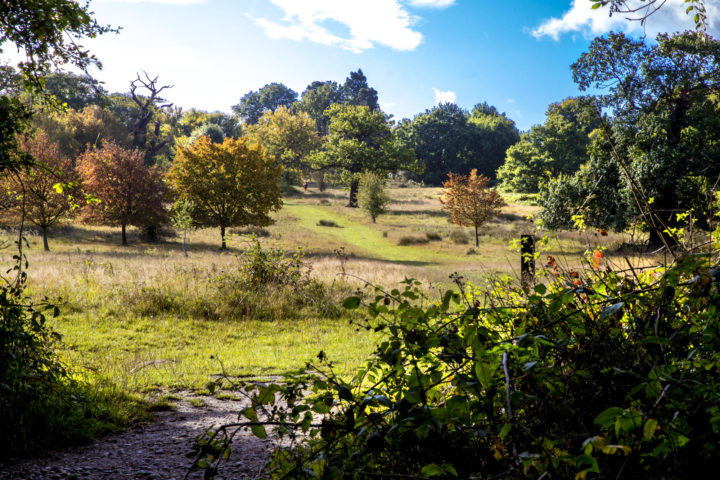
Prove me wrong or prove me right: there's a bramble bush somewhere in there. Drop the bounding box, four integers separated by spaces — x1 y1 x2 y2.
193 238 720 479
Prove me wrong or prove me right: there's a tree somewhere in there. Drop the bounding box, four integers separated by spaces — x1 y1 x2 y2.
344 70 379 111
440 169 505 247
178 108 242 139
295 81 345 136
547 31 720 247
311 104 418 207
591 0 708 30
77 142 167 245
358 171 390 223
41 72 108 110
246 106 321 185
497 97 600 193
171 199 195 257
232 83 298 125
188 123 225 145
3 132 76 250
168 137 282 249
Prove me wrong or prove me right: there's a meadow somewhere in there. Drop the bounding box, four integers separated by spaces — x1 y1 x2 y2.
1 185 650 401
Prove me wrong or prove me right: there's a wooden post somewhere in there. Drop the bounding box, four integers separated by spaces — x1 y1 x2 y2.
521 234 535 287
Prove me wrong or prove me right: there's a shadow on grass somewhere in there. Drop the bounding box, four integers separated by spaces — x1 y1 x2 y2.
388 209 448 218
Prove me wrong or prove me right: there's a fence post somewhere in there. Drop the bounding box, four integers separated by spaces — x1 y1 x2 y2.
521 234 535 287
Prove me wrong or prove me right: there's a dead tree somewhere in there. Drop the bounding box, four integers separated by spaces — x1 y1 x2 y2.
129 72 173 163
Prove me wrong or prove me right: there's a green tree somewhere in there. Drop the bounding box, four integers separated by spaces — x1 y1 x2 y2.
295 80 345 135
77 142 168 245
188 123 225 145
40 72 108 110
343 69 379 111
358 171 390 223
497 97 599 193
311 104 418 207
171 199 195 257
232 83 298 125
168 137 283 249
546 32 720 247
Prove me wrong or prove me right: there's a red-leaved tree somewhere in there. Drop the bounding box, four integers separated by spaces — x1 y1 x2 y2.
77 142 167 245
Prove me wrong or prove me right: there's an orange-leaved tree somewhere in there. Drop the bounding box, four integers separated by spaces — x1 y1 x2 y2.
3 131 77 251
440 169 505 247
168 136 282 249
77 142 167 245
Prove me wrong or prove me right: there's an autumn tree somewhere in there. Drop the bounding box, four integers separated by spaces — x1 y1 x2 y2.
358 171 390 223
168 137 282 249
77 142 167 245
246 106 321 185
3 132 76 250
440 169 505 247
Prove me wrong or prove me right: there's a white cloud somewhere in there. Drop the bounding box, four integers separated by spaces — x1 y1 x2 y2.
532 0 718 40
253 0 424 53
434 88 456 104
407 0 455 7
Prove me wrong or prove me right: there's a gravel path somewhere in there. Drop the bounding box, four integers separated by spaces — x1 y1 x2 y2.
0 393 272 480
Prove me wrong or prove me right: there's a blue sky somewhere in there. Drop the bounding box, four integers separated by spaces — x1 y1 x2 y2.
46 1 720 130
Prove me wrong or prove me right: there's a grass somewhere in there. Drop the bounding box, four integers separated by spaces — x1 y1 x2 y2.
0 185 658 427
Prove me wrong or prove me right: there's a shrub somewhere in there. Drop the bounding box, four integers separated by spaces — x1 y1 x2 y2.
449 229 470 244
425 232 442 241
398 235 429 246
317 219 340 228
195 248 720 479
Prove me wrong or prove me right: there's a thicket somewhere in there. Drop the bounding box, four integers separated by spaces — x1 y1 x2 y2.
193 238 720 479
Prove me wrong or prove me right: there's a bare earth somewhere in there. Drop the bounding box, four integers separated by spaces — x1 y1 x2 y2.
0 393 271 480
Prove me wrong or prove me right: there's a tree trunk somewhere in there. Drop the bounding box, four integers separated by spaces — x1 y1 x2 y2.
348 179 359 207
41 225 49 251
474 225 479 247
220 225 226 250
121 223 127 246
183 231 188 257
372 215 376 223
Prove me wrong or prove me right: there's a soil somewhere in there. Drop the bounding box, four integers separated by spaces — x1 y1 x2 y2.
0 393 272 480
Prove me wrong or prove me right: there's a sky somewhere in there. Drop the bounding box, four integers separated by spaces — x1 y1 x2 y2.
11 0 720 130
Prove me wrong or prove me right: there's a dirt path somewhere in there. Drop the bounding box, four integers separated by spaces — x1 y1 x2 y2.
0 393 272 480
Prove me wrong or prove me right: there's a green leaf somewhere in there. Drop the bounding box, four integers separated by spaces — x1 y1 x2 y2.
251 424 267 439
420 463 443 477
241 407 257 421
499 423 512 439
343 296 361 309
594 407 624 429
599 302 623 321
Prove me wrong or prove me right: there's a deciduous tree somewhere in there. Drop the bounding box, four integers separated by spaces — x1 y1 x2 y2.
358 171 390 223
440 169 505 247
232 83 298 125
77 142 167 245
168 137 282 249
3 132 76 250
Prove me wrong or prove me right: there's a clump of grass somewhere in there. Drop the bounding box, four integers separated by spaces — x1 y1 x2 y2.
319 199 331 205
450 230 470 245
466 247 478 255
398 235 430 246
230 226 271 237
425 232 442 241
317 219 340 227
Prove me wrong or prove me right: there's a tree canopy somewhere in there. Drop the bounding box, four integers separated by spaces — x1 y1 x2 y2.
168 137 282 249
232 83 298 125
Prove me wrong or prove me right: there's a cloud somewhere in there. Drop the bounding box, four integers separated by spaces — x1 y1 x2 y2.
434 88 456 104
253 0 425 53
532 0 718 40
407 0 455 7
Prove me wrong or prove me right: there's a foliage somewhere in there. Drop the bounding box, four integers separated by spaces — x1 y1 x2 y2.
561 31 720 247
0 95 33 173
590 0 708 30
498 97 601 194
310 104 419 207
232 83 298 125
246 106 321 186
168 136 282 249
441 169 505 247
343 69 379 111
171 199 195 257
195 240 720 479
397 102 519 186
357 171 390 223
2 132 77 251
295 80 345 135
188 122 225 145
40 72 109 110
77 142 168 245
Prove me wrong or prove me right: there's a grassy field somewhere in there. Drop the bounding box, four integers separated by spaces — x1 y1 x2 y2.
1 185 651 400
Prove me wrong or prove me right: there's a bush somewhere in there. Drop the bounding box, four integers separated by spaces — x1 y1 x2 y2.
195 248 720 479
425 232 442 241
398 235 429 246
317 219 340 228
449 229 470 244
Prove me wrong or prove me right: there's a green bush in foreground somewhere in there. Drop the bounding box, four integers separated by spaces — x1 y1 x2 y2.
194 244 720 479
